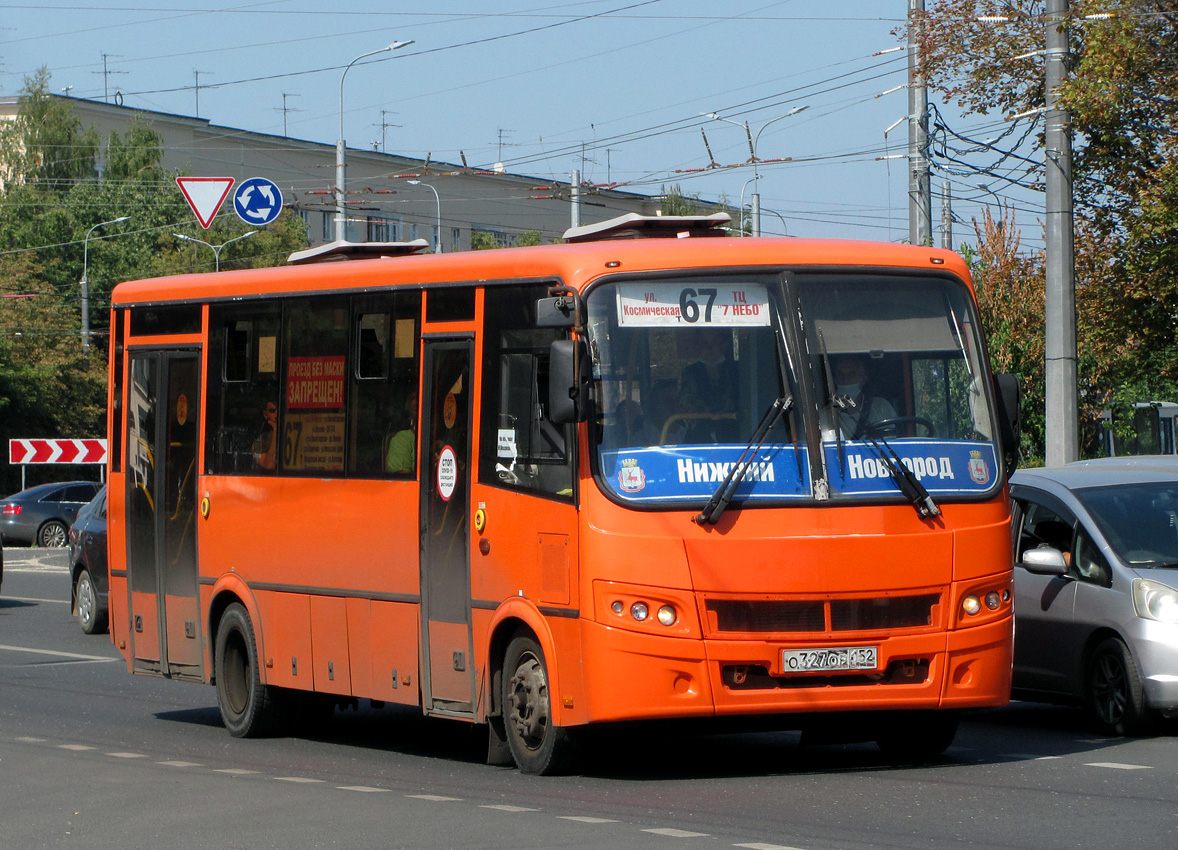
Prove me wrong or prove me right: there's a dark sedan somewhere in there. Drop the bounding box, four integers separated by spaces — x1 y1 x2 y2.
69 484 108 634
0 481 103 547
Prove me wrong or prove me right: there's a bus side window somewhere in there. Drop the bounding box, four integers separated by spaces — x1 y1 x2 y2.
348 292 421 478
206 308 281 474
479 284 574 499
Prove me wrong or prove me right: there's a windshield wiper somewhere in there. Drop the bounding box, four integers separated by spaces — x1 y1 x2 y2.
853 406 941 519
695 395 793 526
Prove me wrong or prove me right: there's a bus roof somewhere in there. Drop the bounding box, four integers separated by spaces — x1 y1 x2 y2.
110 235 973 308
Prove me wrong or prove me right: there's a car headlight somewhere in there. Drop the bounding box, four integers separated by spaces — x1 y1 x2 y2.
1132 578 1178 624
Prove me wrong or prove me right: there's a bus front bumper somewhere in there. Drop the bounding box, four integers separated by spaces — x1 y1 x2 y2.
576 615 1012 725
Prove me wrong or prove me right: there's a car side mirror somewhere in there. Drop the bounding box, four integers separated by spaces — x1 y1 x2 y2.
549 338 592 424
1020 545 1069 576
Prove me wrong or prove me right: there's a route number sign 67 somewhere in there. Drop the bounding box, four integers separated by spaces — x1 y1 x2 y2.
616 283 771 328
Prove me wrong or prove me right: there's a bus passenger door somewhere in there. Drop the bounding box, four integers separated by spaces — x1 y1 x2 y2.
124 349 203 680
420 340 475 713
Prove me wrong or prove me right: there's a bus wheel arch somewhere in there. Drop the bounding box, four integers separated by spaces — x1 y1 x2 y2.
213 601 286 737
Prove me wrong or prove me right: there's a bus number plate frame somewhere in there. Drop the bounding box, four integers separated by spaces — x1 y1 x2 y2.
781 646 878 674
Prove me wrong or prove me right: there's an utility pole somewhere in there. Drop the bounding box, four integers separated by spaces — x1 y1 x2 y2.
570 170 581 230
908 0 932 245
940 178 953 250
1044 0 1078 465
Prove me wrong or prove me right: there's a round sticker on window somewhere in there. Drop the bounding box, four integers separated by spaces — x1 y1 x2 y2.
176 393 189 426
437 445 458 501
443 392 458 429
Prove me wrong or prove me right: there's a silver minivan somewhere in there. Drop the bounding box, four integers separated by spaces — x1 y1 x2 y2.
1011 458 1178 734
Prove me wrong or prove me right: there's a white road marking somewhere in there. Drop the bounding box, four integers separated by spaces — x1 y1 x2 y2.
734 844 808 850
16 737 47 742
107 752 147 759
275 776 324 783
643 828 710 838
1084 762 1152 770
559 816 620 824
1000 753 1062 760
479 804 539 812
214 768 259 775
407 794 462 802
57 744 95 751
338 785 388 793
0 644 117 662
158 761 202 767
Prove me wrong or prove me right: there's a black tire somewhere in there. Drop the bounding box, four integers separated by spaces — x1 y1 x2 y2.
38 520 68 548
75 569 108 635
502 635 576 775
875 710 959 762
215 603 287 737
1088 637 1157 736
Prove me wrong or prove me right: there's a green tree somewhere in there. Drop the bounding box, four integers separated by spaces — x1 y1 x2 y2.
0 76 308 493
915 1 1178 457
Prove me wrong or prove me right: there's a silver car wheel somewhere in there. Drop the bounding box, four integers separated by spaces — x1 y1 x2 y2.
38 520 68 548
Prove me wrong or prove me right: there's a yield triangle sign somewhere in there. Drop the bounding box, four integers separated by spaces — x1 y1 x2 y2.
176 176 235 228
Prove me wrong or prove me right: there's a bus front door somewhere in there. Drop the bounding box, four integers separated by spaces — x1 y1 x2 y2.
420 340 475 714
124 349 203 680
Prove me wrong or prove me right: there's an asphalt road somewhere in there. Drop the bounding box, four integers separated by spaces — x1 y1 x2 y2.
4 546 1178 850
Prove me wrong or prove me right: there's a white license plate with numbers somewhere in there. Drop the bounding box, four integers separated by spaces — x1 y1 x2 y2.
781 646 878 673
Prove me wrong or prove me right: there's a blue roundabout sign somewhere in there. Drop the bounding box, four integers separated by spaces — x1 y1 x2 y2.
233 177 283 226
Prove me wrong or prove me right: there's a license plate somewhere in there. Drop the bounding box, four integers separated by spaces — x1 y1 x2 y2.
781 646 878 673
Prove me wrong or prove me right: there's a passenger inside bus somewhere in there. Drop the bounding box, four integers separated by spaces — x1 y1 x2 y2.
252 401 277 472
831 353 896 439
385 391 418 474
678 328 739 442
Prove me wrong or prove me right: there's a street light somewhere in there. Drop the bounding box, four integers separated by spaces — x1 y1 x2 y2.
337 40 415 242
707 106 809 236
81 215 130 352
407 180 441 253
173 230 259 272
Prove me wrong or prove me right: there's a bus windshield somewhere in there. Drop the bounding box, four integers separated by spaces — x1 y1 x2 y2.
585 272 999 507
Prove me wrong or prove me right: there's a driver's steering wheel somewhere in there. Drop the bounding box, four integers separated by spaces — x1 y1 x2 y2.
864 416 936 438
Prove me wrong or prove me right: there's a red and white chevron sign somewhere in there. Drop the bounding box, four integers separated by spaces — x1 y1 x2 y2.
9 438 108 465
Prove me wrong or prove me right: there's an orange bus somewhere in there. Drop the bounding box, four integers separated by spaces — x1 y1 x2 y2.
105 213 1020 774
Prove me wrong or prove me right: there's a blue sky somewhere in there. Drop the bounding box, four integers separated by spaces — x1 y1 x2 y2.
1 1 1040 245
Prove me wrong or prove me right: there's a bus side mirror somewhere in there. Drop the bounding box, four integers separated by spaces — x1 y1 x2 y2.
549 339 591 424
993 372 1021 475
536 295 577 328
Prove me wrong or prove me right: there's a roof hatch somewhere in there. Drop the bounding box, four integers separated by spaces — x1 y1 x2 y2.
287 239 430 265
562 212 732 243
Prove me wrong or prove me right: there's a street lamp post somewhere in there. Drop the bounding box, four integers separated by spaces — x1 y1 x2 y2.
174 231 259 272
407 180 441 252
81 216 130 353
337 41 414 243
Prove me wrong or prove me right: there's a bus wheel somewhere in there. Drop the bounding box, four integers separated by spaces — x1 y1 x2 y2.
874 710 959 762
502 635 575 775
216 603 284 737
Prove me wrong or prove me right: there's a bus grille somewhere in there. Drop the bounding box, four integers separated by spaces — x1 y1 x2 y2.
706 594 940 635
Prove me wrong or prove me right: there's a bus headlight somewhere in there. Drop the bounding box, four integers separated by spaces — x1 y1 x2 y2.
985 591 1001 610
657 605 677 626
962 595 982 616
631 602 649 622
